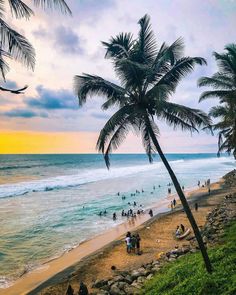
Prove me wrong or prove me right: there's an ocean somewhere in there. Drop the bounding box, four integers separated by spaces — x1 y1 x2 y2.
0 153 235 288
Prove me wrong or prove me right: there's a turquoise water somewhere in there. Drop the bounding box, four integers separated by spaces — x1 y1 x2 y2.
0 153 235 287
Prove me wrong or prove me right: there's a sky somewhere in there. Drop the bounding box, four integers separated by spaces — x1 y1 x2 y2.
0 0 235 154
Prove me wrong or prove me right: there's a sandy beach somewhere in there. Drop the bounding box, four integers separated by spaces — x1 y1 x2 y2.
1 175 233 295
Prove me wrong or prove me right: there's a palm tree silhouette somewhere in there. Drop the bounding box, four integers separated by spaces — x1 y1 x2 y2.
199 44 236 158
0 0 71 93
74 14 212 273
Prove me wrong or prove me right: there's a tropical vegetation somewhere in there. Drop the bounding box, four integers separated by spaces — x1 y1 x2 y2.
0 0 71 93
199 44 236 158
74 14 213 272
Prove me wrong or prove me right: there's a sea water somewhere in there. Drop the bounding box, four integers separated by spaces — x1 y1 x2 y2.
0 153 235 287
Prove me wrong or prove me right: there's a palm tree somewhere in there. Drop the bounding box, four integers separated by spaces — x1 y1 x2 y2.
0 0 71 93
198 44 236 158
74 15 213 273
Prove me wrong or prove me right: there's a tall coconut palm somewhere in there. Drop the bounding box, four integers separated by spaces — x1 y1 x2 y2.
0 0 71 93
198 44 236 158
74 15 213 273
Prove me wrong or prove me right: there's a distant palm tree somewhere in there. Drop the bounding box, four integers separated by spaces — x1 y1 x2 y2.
74 15 212 273
0 0 71 93
199 44 236 158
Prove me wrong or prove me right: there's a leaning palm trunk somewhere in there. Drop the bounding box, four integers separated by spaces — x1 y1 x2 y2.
146 117 212 273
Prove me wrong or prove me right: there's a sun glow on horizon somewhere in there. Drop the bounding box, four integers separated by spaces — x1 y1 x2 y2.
0 131 99 154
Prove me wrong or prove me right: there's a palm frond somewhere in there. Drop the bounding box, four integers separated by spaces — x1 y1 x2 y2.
142 38 185 91
158 56 207 93
0 0 4 17
102 32 133 59
199 90 235 102
114 58 151 91
133 14 157 64
96 105 137 167
225 43 236 62
74 74 126 107
8 0 34 19
140 118 159 163
208 105 228 118
213 51 236 75
0 19 35 69
158 102 212 132
0 49 10 81
33 0 72 14
198 76 233 89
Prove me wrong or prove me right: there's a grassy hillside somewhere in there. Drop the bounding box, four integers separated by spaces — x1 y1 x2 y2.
142 222 236 295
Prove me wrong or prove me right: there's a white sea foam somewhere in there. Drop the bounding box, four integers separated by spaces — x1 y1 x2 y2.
0 157 232 199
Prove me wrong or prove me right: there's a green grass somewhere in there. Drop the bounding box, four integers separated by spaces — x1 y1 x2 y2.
142 222 236 295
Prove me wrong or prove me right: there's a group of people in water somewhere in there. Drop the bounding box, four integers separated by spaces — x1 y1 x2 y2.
98 179 209 222
125 231 141 254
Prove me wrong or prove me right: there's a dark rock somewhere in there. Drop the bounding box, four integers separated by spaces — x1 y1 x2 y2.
110 284 125 295
92 279 108 288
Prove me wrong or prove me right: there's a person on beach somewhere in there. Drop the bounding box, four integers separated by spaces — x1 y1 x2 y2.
198 180 200 187
104 210 107 215
125 232 132 253
136 233 141 254
182 185 184 190
175 226 181 238
78 282 88 295
113 212 117 220
131 234 137 252
195 202 198 211
168 188 171 194
173 198 176 207
170 201 174 210
208 187 211 195
121 210 125 216
180 223 185 233
66 284 74 295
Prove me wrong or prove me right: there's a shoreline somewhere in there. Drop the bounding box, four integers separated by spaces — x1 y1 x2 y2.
0 179 223 295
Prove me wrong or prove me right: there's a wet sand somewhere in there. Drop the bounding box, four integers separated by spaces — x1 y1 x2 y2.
1 180 230 295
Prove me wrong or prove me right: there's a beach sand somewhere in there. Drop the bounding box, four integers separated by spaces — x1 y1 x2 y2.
2 178 234 295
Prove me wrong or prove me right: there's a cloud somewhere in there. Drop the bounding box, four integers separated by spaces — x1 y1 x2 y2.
32 27 48 39
25 86 78 110
90 111 110 120
54 26 84 54
3 80 19 89
3 109 48 118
